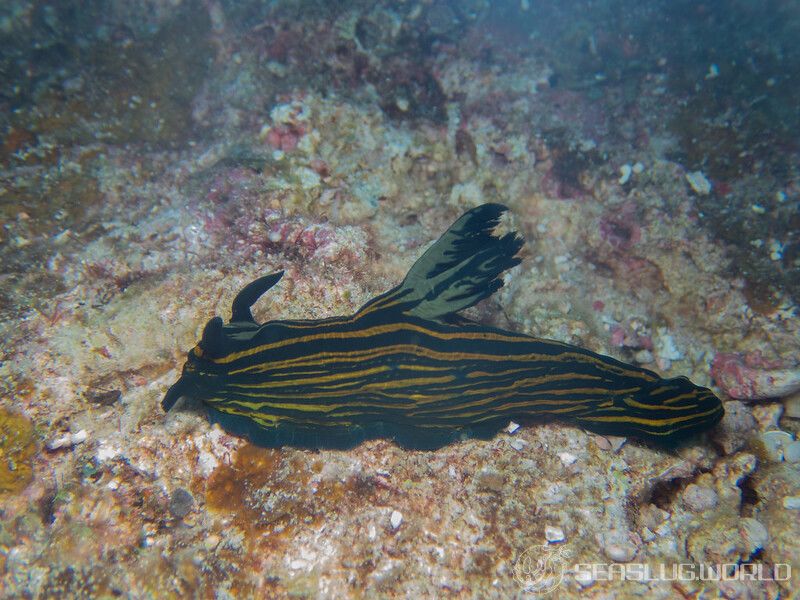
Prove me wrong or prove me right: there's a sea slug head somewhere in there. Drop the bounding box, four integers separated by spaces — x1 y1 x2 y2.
161 316 231 411
629 376 725 442
162 271 285 413
663 375 723 412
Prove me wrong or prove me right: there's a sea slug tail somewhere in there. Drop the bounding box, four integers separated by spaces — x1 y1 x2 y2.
357 203 524 321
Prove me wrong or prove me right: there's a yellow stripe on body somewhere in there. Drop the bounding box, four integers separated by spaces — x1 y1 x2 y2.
228 341 647 383
215 321 567 364
623 397 698 411
578 405 722 427
227 365 393 388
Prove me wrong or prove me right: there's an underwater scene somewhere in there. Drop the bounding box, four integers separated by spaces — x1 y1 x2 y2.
1 0 798 597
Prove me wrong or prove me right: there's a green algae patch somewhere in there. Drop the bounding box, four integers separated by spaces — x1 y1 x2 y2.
0 407 36 495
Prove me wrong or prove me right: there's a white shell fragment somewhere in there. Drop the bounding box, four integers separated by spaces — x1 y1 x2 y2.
545 526 565 543
782 496 800 510
760 430 794 462
390 510 403 530
784 441 800 463
655 328 683 362
46 429 88 451
685 170 712 195
558 452 578 466
618 164 632 185
600 530 638 562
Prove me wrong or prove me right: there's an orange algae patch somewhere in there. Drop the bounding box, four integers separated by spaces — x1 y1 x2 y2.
205 445 284 526
203 445 386 542
206 444 281 504
0 407 36 494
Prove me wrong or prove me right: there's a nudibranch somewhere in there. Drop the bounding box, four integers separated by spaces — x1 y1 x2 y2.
162 204 723 449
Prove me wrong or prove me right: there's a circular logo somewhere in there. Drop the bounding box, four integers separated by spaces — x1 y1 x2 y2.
513 543 569 594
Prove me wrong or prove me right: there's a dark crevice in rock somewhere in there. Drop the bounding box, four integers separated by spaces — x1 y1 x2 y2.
645 476 686 511
737 474 760 517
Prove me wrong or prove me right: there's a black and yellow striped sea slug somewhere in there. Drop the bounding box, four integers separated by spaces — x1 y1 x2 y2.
162 204 724 449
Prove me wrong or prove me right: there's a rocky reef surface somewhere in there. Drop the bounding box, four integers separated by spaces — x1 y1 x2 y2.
1 1 798 597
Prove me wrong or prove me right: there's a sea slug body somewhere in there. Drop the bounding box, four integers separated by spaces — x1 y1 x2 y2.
162 204 724 449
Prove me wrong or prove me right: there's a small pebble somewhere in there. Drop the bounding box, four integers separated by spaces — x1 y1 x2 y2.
782 496 800 510
204 534 220 551
682 484 718 512
739 518 769 553
505 421 520 434
715 401 757 455
558 452 577 466
600 530 637 562
752 403 783 429
607 436 627 453
618 164 632 185
593 435 612 451
655 522 672 538
508 438 527 451
769 240 784 261
604 542 636 562
686 170 712 195
760 430 794 462
784 394 800 418
539 483 566 505
784 441 800 462
574 569 595 588
545 526 565 543
46 429 88 451
640 527 655 542
390 510 403 530
169 488 195 519
655 328 682 362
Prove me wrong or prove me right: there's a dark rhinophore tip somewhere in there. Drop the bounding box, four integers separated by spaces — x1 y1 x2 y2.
230 271 284 323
